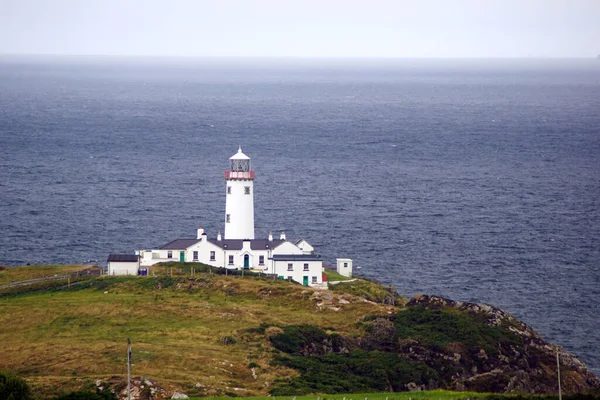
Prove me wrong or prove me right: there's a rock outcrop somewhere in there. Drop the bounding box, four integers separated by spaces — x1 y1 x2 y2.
403 295 600 393
264 294 600 395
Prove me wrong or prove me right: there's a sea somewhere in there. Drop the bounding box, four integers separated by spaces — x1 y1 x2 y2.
1 56 599 374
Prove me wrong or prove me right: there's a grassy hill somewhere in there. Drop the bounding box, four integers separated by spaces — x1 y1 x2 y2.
1 263 598 400
0 263 396 398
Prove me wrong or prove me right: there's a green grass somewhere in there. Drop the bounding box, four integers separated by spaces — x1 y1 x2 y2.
324 269 350 282
0 264 100 285
196 390 491 400
0 275 97 297
0 264 393 399
197 392 600 400
329 278 406 305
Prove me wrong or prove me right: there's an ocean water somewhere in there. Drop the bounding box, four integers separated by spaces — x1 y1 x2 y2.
1 56 599 374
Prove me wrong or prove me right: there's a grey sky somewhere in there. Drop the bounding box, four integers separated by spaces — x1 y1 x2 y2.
0 0 598 58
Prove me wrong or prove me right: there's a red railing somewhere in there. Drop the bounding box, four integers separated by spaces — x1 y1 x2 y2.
225 170 255 180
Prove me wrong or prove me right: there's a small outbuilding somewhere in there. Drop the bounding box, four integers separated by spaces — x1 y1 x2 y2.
336 258 353 278
107 254 140 276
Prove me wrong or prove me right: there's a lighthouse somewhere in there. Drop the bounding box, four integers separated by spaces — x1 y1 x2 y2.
134 145 330 287
224 146 255 239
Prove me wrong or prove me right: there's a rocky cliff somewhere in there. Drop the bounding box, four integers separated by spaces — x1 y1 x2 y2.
403 295 600 393
262 294 600 395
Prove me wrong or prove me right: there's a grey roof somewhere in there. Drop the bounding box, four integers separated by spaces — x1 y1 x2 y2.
207 238 286 251
107 254 139 262
160 239 201 250
270 254 322 261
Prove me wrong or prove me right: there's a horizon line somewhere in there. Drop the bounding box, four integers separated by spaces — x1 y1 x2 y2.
0 53 598 60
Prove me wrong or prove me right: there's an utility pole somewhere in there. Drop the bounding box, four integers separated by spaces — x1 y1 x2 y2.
127 338 131 400
556 348 562 400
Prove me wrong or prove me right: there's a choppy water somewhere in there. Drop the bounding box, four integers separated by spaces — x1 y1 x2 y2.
1 56 599 373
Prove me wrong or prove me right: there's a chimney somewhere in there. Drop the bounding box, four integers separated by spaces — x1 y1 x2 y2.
197 227 205 239
217 231 222 241
280 231 286 240
268 231 273 242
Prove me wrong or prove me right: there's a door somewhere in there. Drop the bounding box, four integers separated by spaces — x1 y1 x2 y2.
244 254 250 270
180 251 185 262
303 276 309 286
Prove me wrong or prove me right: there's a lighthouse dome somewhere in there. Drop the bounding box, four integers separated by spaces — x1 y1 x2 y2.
230 146 250 160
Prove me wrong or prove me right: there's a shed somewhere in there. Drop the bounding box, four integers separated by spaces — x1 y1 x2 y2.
107 254 140 276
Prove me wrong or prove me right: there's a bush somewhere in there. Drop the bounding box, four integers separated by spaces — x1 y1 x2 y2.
220 336 237 345
0 371 31 400
269 324 350 356
54 388 117 400
266 324 438 395
270 350 438 395
391 306 522 354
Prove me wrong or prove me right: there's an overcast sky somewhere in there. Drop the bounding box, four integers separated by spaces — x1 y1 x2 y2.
0 0 598 58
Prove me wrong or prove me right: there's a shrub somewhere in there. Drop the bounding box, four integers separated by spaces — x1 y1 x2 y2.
0 371 31 400
220 336 237 345
270 350 438 395
54 388 118 400
391 306 522 354
267 324 438 395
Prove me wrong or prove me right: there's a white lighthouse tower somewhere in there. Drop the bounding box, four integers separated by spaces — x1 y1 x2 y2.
224 146 255 239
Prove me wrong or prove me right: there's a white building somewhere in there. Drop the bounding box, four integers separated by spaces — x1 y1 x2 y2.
107 254 140 276
336 258 353 278
137 147 326 287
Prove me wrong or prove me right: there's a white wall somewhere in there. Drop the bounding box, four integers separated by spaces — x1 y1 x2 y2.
296 240 315 254
273 260 323 286
224 179 255 239
138 249 185 266
108 261 139 276
336 258 353 277
186 240 224 267
272 241 303 255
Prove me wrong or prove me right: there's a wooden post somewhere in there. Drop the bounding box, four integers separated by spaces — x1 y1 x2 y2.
127 338 131 400
557 349 562 400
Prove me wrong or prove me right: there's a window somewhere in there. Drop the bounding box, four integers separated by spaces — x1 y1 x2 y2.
303 263 309 271
210 251 216 261
287 276 293 281
228 255 234 265
227 186 231 194
226 214 230 223
167 251 172 259
259 255 264 265
287 263 293 271
344 262 348 268
244 186 250 195
193 251 198 261
312 276 317 284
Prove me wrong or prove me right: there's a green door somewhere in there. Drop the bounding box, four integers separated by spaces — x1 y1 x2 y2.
180 251 185 262
244 254 250 270
303 276 309 286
